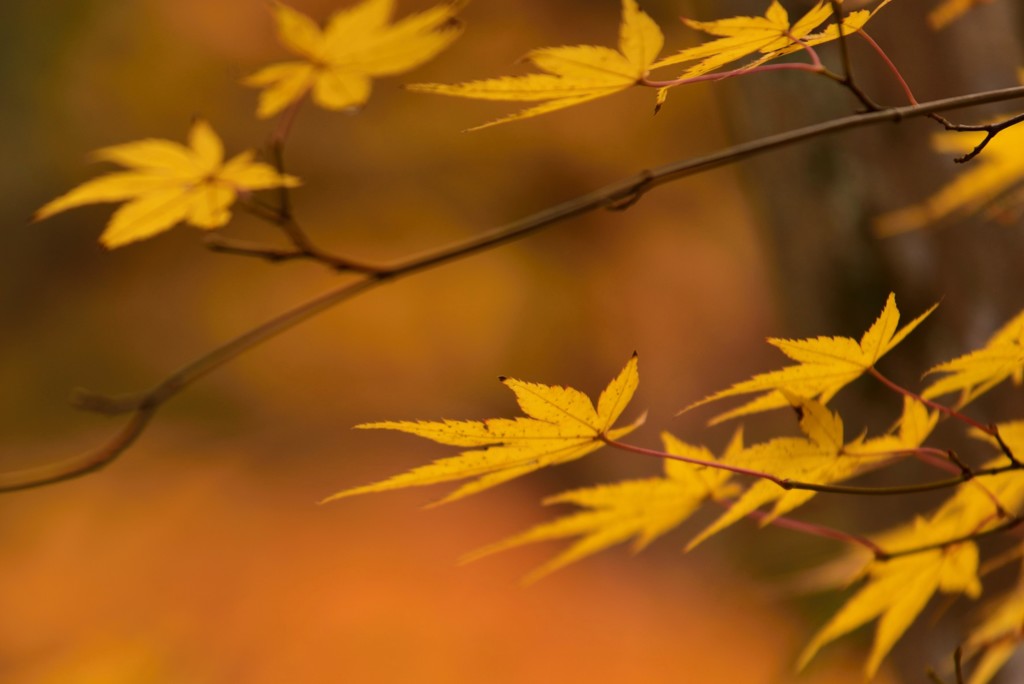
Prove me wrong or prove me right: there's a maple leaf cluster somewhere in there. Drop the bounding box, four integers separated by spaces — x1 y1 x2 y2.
34 0 908 245
341 294 1024 681
34 0 1016 246
412 0 893 129
245 0 463 118
34 0 464 248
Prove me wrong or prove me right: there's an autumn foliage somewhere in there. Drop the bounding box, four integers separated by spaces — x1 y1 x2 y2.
19 0 1024 681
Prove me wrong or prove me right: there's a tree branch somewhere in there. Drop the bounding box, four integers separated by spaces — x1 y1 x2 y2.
6 84 1024 493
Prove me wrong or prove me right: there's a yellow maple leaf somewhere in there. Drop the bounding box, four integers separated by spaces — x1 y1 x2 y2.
406 0 664 130
463 430 739 583
245 0 464 119
33 120 299 249
648 0 891 109
323 355 645 506
875 113 1024 235
929 469 1024 542
687 293 936 425
962 578 1024 684
883 396 940 451
686 396 909 551
922 308 1024 405
652 1 829 74
651 0 890 74
801 438 1024 678
798 536 982 678
929 0 994 30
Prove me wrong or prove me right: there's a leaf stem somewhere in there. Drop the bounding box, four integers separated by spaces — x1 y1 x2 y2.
730 501 887 556
858 30 919 106
712 493 888 557
868 367 994 434
640 61 824 89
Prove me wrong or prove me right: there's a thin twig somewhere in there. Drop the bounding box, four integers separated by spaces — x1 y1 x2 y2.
232 96 384 274
855 25 1024 159
927 647 965 684
203 235 307 263
230 199 382 273
819 2 885 111
940 111 1024 163
602 437 1015 498
829 0 853 82
262 108 385 273
6 85 1024 493
993 423 1022 466
603 437 796 485
628 435 1019 561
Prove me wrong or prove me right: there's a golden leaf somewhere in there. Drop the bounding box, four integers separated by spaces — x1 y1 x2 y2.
463 430 739 582
34 120 299 248
686 293 935 424
923 308 1024 406
323 355 645 506
686 396 907 551
407 0 663 130
246 0 463 118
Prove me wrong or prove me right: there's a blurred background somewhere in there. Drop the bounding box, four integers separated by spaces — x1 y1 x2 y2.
0 0 1021 681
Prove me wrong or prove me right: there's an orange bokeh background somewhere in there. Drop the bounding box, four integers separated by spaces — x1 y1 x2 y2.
6 0 1013 681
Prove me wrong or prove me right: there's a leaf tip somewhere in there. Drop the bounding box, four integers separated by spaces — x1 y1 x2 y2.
317 490 348 505
423 489 462 509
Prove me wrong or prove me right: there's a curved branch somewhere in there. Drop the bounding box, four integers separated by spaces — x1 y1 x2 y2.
7 84 1024 493
0 408 157 492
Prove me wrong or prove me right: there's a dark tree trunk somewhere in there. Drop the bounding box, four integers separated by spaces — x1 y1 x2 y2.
692 0 1024 349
